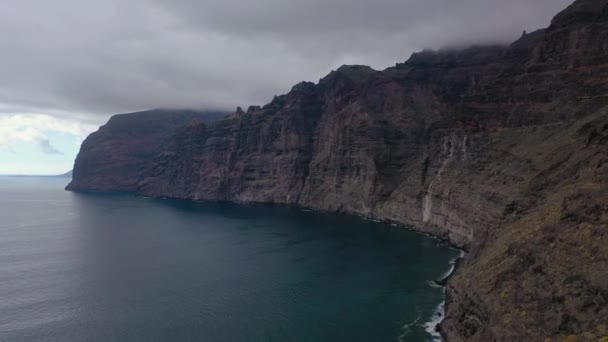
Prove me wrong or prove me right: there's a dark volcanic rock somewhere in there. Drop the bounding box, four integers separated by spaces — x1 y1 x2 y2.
68 0 608 341
66 110 227 192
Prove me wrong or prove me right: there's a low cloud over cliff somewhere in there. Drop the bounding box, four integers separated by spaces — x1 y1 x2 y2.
0 0 572 120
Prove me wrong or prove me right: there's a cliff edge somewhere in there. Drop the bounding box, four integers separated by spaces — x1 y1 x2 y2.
66 109 227 192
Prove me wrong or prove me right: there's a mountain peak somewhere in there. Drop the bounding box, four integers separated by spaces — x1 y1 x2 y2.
550 0 608 28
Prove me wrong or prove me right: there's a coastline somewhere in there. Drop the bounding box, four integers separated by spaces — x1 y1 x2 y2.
427 250 466 341
67 187 467 342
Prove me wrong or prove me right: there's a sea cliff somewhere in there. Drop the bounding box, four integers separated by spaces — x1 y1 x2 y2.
67 0 608 340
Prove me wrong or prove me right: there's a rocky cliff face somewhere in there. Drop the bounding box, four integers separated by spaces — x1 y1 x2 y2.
66 110 227 192
68 0 608 340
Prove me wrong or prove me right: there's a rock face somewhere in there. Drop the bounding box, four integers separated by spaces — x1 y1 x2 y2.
66 110 227 192
68 0 608 341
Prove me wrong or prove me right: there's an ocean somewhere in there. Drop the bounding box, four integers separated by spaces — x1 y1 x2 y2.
0 176 459 342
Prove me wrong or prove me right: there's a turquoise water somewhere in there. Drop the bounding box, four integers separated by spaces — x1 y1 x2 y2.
0 177 458 342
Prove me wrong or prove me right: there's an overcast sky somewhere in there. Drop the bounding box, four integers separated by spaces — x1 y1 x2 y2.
0 0 573 174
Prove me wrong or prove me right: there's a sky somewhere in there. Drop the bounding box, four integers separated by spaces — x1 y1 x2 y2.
0 0 573 174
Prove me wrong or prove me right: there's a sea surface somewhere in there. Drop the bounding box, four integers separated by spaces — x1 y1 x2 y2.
0 177 459 342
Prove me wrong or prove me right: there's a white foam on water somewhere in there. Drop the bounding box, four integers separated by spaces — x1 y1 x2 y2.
427 280 443 289
438 249 464 280
422 249 466 341
423 297 446 342
441 263 456 280
398 308 422 342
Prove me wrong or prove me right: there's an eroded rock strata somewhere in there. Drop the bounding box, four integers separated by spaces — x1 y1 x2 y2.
67 0 608 340
66 109 227 192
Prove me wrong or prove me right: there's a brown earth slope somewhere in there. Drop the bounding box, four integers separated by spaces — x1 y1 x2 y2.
67 0 608 340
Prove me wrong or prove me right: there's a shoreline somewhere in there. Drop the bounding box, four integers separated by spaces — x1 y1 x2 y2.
66 187 467 246
66 187 467 341
426 250 466 341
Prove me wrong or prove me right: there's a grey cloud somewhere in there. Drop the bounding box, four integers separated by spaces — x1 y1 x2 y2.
37 139 63 155
158 0 563 39
0 0 574 122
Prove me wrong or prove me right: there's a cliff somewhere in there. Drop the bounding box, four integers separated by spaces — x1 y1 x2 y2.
67 0 608 340
66 110 227 192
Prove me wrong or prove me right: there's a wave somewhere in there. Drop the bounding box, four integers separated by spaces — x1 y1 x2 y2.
423 298 446 342
438 249 465 281
399 308 422 342
423 249 466 341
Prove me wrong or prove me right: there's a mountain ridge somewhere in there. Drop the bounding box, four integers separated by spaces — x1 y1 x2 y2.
67 0 608 340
